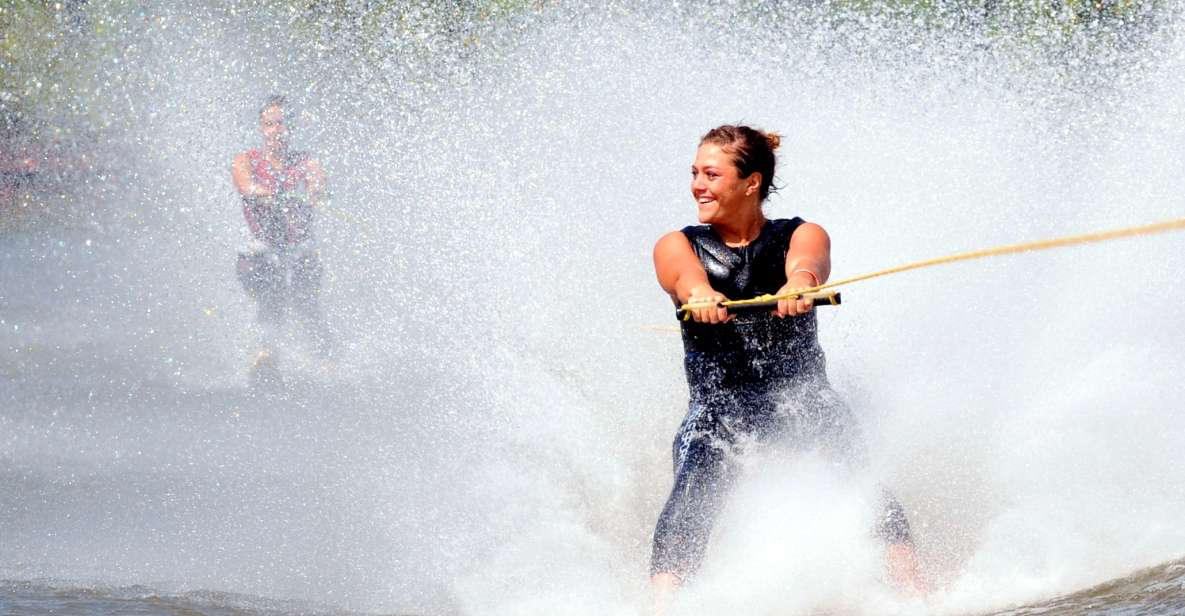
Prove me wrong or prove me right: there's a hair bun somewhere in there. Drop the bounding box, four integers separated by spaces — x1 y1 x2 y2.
764 131 782 151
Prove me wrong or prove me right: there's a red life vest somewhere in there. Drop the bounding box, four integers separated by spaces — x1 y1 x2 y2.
241 148 314 247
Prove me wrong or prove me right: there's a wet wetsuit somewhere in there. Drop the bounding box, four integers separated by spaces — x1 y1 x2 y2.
649 217 912 579
237 148 332 356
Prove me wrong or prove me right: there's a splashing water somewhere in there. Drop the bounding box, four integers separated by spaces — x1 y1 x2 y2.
3 2 1185 614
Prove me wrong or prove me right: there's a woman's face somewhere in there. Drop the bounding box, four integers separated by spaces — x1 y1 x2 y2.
690 143 759 225
259 105 287 149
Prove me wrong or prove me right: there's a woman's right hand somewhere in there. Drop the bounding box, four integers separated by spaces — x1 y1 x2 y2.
684 285 733 324
251 182 274 198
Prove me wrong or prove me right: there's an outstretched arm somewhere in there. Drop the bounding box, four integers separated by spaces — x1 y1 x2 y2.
231 153 272 199
654 231 731 324
775 222 832 317
305 158 326 204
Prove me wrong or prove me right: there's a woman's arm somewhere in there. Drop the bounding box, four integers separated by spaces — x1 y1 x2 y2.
231 153 271 198
305 158 326 203
775 222 832 317
654 231 731 324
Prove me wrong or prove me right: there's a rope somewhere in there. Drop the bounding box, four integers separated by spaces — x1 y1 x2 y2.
680 216 1185 313
320 199 367 229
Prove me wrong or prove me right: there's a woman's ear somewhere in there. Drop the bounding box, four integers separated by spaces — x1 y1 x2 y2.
746 172 762 196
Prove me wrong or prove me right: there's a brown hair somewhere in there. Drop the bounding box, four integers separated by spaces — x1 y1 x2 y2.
700 125 781 201
260 94 286 118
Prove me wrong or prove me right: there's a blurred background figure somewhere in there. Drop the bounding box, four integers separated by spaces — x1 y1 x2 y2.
231 95 333 385
1 103 42 212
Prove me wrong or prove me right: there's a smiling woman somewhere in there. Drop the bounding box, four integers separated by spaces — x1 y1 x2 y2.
657 126 830 322
648 125 926 610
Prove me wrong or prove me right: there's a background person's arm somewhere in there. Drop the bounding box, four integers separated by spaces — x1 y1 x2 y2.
231 153 272 199
305 158 326 204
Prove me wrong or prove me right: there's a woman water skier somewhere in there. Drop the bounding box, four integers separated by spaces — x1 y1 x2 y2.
649 125 926 604
231 95 333 379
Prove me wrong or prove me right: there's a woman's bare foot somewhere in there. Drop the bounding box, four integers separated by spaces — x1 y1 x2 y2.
886 542 928 597
650 572 681 615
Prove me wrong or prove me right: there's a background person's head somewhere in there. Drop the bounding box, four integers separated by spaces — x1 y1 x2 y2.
259 95 287 151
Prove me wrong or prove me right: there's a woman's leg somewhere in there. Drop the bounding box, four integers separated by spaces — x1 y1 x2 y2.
291 250 334 357
651 403 739 581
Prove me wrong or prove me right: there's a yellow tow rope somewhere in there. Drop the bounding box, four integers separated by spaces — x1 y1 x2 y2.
679 216 1185 315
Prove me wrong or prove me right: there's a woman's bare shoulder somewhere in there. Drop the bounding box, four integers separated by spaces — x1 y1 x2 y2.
655 229 693 251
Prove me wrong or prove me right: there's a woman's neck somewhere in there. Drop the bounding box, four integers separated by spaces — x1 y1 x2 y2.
714 210 767 247
263 143 287 162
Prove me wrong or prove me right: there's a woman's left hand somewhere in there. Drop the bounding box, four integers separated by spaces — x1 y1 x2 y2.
773 276 816 318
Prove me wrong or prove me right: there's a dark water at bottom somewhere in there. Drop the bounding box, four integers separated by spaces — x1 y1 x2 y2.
992 558 1185 616
3 557 1184 615
0 579 404 615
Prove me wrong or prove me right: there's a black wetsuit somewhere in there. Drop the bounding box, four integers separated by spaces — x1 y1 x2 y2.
649 217 912 578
